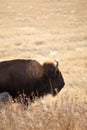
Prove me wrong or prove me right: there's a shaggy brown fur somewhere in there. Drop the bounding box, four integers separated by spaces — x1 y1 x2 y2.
0 59 65 100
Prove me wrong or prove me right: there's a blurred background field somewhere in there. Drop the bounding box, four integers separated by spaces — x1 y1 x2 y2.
0 0 87 129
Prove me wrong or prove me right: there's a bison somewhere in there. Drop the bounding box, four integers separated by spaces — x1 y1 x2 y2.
0 59 65 100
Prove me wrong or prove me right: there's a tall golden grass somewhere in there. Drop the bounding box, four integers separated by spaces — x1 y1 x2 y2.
0 87 87 130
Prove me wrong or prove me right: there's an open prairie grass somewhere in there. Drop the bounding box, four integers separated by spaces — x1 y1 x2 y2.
0 87 87 130
0 0 87 129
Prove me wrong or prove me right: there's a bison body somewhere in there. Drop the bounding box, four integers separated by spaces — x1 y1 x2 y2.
0 59 65 99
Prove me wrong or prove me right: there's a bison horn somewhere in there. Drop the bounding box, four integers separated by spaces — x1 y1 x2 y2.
55 60 59 70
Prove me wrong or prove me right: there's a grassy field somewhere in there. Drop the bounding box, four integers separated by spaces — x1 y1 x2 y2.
0 88 87 130
0 0 87 129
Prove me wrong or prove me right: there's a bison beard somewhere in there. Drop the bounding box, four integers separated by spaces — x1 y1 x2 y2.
0 59 65 102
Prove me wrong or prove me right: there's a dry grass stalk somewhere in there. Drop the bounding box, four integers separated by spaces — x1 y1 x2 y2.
0 87 87 130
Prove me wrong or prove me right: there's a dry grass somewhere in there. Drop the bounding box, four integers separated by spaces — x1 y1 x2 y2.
0 87 87 130
0 0 87 129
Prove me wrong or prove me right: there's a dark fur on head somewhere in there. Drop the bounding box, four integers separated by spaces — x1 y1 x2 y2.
43 62 58 78
43 61 65 94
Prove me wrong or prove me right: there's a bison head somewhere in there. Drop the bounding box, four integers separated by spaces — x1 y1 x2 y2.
43 60 65 96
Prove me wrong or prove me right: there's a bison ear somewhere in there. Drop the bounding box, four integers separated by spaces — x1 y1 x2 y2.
54 60 59 71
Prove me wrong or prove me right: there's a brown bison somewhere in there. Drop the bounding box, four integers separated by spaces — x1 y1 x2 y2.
0 59 65 100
